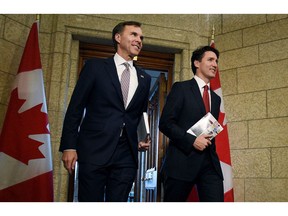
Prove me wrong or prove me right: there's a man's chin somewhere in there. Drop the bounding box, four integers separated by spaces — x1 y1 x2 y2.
129 53 140 59
208 75 216 80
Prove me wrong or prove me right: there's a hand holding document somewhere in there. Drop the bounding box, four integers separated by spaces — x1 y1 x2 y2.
187 112 223 140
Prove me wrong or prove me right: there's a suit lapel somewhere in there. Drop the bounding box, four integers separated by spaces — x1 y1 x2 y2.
190 78 219 118
126 66 146 109
105 57 125 105
190 78 207 116
105 57 148 110
210 91 219 118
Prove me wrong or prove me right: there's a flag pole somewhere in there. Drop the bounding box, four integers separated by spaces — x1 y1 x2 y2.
35 15 40 34
211 24 215 41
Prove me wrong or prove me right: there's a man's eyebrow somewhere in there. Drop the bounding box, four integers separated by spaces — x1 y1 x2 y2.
131 31 144 41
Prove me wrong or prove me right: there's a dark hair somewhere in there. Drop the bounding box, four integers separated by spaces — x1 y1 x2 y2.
191 46 220 75
112 21 142 51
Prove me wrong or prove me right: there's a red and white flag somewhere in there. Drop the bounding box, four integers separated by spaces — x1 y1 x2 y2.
210 38 234 202
0 20 54 201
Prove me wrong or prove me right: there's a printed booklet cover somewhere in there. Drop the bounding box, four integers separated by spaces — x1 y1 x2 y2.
187 112 223 140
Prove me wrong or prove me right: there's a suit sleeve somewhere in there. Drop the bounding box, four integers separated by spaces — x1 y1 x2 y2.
59 59 100 151
159 82 196 154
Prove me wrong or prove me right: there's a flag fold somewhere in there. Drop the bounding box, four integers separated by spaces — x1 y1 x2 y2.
210 38 234 202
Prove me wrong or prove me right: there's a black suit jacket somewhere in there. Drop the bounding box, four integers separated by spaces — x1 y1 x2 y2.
59 57 151 166
159 78 223 181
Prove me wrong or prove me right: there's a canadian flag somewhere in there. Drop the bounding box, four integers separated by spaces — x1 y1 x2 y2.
0 20 54 201
210 38 234 202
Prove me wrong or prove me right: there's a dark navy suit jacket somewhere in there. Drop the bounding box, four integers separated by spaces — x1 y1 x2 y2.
159 78 223 181
59 57 151 166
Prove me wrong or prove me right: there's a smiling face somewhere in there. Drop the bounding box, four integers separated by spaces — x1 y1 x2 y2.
194 51 218 83
115 25 144 61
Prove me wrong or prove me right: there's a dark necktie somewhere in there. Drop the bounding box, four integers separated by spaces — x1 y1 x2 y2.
121 62 130 108
203 85 210 113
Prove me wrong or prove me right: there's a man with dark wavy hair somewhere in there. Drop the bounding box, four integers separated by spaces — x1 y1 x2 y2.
159 46 224 202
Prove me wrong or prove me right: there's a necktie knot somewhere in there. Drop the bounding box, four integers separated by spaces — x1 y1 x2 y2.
123 62 129 70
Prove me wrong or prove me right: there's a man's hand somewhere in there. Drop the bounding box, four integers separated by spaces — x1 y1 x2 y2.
138 136 151 151
61 150 78 174
193 134 212 151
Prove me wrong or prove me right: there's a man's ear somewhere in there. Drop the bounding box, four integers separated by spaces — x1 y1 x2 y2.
194 60 200 69
115 33 121 44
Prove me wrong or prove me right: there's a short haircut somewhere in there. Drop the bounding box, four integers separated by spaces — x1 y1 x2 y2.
112 21 142 51
191 46 220 75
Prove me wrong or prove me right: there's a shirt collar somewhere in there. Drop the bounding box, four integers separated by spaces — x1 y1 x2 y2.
194 75 210 89
114 53 133 68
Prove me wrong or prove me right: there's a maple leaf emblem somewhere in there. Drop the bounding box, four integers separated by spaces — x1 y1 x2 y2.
0 88 50 165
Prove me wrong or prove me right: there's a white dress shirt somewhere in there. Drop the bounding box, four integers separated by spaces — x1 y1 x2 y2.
194 75 211 110
114 53 138 108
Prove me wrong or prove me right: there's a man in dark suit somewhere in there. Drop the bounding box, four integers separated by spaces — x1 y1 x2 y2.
59 21 151 202
159 46 224 202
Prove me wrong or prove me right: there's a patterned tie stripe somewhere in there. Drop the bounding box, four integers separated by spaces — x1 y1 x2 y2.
121 62 130 108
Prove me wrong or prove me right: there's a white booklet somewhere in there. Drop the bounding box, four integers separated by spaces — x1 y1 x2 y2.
137 112 150 142
187 112 223 140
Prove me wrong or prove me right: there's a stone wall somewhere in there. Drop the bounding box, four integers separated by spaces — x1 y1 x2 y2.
216 14 288 201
